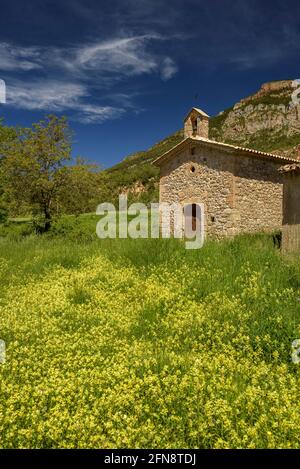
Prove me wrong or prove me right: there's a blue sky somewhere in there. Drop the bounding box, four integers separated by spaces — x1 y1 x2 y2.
0 0 300 168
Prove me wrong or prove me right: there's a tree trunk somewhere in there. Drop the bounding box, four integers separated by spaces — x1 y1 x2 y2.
43 205 52 232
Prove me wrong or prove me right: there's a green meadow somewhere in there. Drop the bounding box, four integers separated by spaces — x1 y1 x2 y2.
0 216 300 448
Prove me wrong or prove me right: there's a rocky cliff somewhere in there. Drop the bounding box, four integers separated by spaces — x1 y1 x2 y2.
210 80 300 158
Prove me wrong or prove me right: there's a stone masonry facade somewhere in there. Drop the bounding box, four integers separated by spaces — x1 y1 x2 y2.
158 141 284 238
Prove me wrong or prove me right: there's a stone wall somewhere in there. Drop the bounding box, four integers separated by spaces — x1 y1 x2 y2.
281 171 300 253
282 225 300 254
184 110 209 139
282 172 300 225
159 142 283 238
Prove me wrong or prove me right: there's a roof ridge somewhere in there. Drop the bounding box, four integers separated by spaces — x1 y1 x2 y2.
196 136 290 158
153 137 300 166
183 107 209 121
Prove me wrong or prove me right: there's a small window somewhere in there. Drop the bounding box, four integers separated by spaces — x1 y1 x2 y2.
211 216 215 222
190 165 196 173
192 119 197 135
190 147 196 155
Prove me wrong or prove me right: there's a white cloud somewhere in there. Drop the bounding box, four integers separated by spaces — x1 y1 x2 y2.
7 80 123 123
0 36 179 80
0 43 41 71
0 35 178 122
76 104 124 124
160 57 178 80
7 81 84 111
39 34 177 83
73 35 159 77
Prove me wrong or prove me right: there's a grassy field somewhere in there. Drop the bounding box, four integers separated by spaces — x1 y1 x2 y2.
0 218 300 448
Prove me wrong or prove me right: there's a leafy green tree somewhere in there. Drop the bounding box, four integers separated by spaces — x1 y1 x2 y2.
1 115 71 231
60 157 102 215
